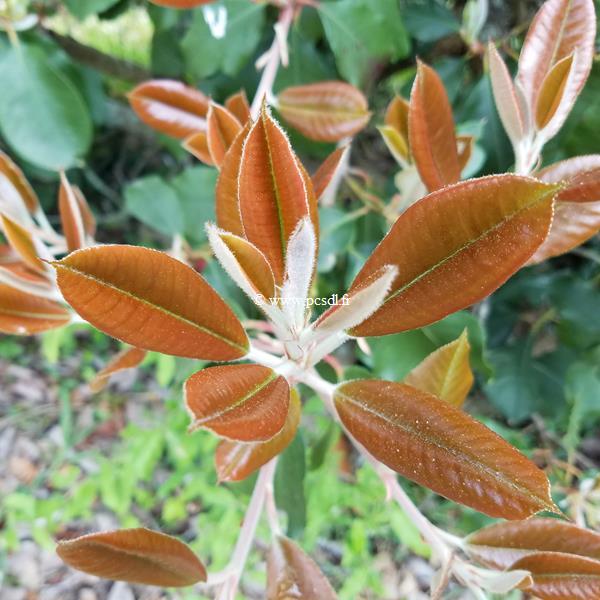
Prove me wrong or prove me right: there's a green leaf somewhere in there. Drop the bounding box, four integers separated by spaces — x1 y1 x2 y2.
317 207 357 273
318 0 410 86
0 45 92 170
403 0 461 42
64 0 121 19
182 0 266 80
124 175 184 236
275 433 306 538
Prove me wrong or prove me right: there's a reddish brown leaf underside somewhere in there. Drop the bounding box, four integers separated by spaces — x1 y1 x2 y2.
225 90 251 125
59 173 86 253
56 528 207 586
1 214 45 274
206 103 243 168
53 245 248 360
183 131 214 166
0 151 39 213
334 380 558 519
90 346 147 393
312 146 348 201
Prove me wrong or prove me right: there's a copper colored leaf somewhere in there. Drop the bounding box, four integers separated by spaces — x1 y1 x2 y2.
220 232 275 300
457 135 474 172
59 172 86 252
1 214 45 274
206 103 242 168
183 131 214 166
385 95 410 145
404 329 473 407
516 0 596 112
185 364 289 442
225 90 251 125
511 552 600 600
238 106 313 282
56 528 207 586
349 175 559 337
0 283 70 334
467 519 600 570
535 53 575 131
215 390 301 482
530 156 600 262
334 380 558 519
73 185 96 237
488 43 526 145
277 81 370 142
90 347 147 393
128 80 209 139
409 61 461 192
267 536 337 600
53 245 248 360
215 122 251 237
0 151 39 213
379 125 410 165
312 146 348 201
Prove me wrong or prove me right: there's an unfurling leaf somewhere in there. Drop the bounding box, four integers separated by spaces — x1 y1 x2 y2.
466 518 600 570
409 61 461 192
312 146 348 201
516 0 596 116
488 43 526 145
277 81 370 142
53 245 248 360
535 53 575 132
404 329 473 407
238 106 317 282
334 380 558 519
150 0 214 6
56 528 207 586
90 346 147 393
59 173 86 252
267 536 337 600
529 155 600 262
385 96 410 146
0 283 70 334
185 364 289 442
128 80 209 139
511 552 600 600
215 390 301 482
0 151 39 213
206 103 243 168
0 214 46 274
225 90 251 125
349 175 559 337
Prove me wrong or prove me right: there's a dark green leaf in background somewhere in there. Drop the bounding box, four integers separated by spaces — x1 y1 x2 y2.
402 0 461 42
275 433 306 538
0 45 92 171
64 0 121 19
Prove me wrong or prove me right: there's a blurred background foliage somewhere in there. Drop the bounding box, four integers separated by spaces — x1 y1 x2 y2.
1 0 599 598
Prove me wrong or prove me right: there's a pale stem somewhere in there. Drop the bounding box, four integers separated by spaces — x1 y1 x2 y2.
214 458 277 600
250 5 294 119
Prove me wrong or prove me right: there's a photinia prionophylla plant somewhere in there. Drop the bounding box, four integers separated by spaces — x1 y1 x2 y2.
1 0 600 598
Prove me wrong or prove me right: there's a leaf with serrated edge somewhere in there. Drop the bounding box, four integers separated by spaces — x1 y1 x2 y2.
128 80 209 139
312 146 348 200
183 131 214 166
1 214 46 274
516 0 596 113
267 536 337 600
206 103 242 168
409 61 461 192
215 390 301 482
535 53 575 132
334 380 558 519
0 283 70 335
53 245 248 360
225 90 251 125
488 43 525 145
90 346 147 393
215 122 251 237
185 364 289 442
238 105 312 283
56 528 206 586
0 151 39 213
404 330 473 407
511 552 600 600
349 175 559 337
59 172 86 252
530 156 600 263
466 518 600 570
277 81 370 142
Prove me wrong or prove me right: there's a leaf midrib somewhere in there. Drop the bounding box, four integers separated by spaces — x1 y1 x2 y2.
55 262 247 354
337 389 553 511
